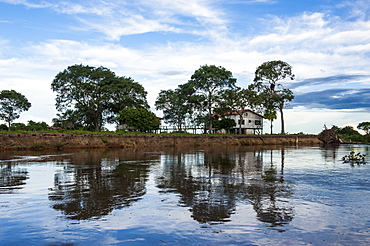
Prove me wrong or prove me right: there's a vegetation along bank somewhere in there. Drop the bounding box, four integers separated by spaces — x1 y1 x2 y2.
0 133 322 151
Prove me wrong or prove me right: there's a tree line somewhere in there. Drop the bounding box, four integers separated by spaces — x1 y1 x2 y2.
0 61 296 134
334 123 370 144
156 61 295 134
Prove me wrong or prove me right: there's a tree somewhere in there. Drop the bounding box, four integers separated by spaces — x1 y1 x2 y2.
274 88 294 135
213 118 236 133
106 76 149 123
155 84 196 131
186 65 237 133
357 122 370 134
26 120 49 131
337 126 360 136
263 106 277 135
51 64 148 131
253 61 295 134
52 109 84 130
11 122 27 131
254 60 295 92
116 108 160 132
0 124 7 131
0 90 31 131
218 87 261 134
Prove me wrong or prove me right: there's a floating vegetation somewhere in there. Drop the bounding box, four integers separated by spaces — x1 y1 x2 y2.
342 151 366 165
262 167 277 181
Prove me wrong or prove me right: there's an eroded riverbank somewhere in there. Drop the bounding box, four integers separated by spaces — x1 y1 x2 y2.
0 133 322 150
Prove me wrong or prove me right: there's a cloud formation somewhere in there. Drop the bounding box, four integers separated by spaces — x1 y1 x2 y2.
0 0 370 133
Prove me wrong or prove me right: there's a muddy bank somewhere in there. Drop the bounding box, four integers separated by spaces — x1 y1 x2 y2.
0 133 322 151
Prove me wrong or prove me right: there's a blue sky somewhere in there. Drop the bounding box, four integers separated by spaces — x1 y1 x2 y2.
1 0 370 134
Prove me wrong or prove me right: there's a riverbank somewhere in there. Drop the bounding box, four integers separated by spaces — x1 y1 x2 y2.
0 133 322 150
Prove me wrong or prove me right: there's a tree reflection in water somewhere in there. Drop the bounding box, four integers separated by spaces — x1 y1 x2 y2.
0 163 28 194
48 150 155 220
156 147 294 230
249 148 294 231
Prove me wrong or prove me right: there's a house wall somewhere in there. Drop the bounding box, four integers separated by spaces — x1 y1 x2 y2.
225 111 263 134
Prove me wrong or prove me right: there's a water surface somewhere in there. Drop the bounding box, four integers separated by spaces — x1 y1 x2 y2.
1 145 370 245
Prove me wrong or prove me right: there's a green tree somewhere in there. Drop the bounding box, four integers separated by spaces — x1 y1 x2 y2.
186 65 237 133
253 61 295 134
155 83 196 131
254 60 295 92
274 88 294 135
213 118 236 133
263 106 277 134
51 64 148 131
218 87 261 134
106 76 149 122
337 126 360 135
11 122 27 131
27 120 49 131
357 122 370 134
0 124 7 131
117 108 160 132
52 109 84 130
0 90 31 131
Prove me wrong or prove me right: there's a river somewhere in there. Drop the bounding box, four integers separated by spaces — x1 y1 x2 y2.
1 144 370 245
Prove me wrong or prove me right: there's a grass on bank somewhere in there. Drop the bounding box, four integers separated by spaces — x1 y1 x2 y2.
0 128 317 137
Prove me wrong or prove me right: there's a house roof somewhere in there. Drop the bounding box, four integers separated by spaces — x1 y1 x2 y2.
212 109 264 118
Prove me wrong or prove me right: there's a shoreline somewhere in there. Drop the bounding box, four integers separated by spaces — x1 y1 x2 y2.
0 133 323 151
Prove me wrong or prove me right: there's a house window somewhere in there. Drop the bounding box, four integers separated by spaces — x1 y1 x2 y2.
248 120 252 123
238 120 245 125
255 120 261 125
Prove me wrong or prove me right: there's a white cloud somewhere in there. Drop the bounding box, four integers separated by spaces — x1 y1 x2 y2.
1 0 370 131
1 0 228 40
337 0 370 20
282 106 369 134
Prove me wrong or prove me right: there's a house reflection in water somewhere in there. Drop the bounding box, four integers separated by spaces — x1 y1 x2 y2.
47 147 294 229
156 147 294 229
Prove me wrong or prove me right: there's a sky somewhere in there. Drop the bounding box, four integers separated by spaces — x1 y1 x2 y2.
0 0 370 134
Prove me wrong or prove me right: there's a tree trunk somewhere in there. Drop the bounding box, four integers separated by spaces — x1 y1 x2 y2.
208 107 213 134
239 114 243 134
279 105 285 134
270 119 273 134
178 117 182 131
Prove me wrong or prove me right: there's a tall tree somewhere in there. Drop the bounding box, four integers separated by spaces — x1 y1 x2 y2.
253 60 295 134
155 83 197 131
0 90 31 130
357 122 370 134
51 64 148 131
186 65 237 133
107 76 149 122
274 88 294 135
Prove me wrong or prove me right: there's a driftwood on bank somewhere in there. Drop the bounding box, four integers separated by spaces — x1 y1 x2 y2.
319 127 344 144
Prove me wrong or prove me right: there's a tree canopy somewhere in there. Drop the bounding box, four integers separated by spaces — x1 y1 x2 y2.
0 90 31 130
155 84 195 131
253 60 295 134
116 108 160 132
185 65 237 133
254 60 295 92
51 64 148 131
357 122 370 134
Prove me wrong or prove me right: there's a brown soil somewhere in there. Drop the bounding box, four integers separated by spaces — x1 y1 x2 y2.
0 133 322 151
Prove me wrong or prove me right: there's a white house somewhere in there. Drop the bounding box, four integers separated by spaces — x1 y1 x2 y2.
214 109 263 134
